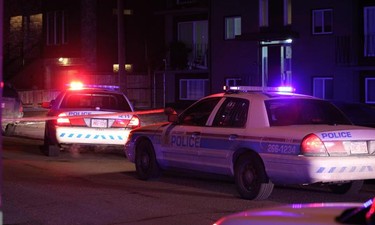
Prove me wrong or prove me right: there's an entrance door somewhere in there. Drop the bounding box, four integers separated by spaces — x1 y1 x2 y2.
261 40 292 87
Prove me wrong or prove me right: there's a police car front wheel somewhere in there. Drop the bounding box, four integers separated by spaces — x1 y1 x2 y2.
135 140 160 180
234 152 274 200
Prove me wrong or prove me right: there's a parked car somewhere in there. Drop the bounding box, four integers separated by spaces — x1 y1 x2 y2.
331 101 375 128
124 86 375 200
42 82 140 156
213 197 375 225
1 82 24 135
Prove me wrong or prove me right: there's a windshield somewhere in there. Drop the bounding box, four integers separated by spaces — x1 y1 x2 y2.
60 91 132 111
266 99 352 126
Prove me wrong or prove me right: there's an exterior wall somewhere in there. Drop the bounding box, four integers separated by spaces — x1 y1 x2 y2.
210 0 260 94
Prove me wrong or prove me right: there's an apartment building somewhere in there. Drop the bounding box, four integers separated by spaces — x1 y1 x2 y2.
4 0 375 108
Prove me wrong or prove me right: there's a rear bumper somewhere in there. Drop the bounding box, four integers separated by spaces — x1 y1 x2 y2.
262 154 375 184
55 126 130 145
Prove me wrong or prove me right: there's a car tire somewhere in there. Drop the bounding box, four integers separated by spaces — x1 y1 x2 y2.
42 127 60 157
234 152 274 200
135 140 160 180
4 123 16 136
329 180 364 194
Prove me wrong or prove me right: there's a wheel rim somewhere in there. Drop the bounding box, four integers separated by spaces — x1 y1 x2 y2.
242 163 258 191
140 150 150 171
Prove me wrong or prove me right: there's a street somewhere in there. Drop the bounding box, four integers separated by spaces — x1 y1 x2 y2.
2 135 375 225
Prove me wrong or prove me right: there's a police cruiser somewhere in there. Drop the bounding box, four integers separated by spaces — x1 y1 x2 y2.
124 86 375 200
42 82 140 156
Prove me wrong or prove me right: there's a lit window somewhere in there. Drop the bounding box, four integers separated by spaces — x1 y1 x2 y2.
312 9 333 34
313 77 333 99
225 17 241 40
47 11 68 45
180 79 209 100
364 6 375 57
259 0 268 27
365 77 375 104
284 0 292 25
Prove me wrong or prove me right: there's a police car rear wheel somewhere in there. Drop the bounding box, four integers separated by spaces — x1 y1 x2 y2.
328 180 364 194
235 152 274 200
135 140 160 180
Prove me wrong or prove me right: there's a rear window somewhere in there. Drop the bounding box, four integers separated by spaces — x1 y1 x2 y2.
266 99 351 126
60 91 131 111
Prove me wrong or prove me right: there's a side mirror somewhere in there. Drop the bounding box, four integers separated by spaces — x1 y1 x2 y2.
41 99 55 109
164 107 178 122
164 107 176 116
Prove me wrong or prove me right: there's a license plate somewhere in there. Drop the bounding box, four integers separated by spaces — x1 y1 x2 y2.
343 141 368 154
91 119 108 128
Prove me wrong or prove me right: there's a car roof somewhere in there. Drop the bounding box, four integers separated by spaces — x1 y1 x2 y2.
205 90 318 101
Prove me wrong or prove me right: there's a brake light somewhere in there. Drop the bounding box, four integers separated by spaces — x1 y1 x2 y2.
57 113 71 125
112 115 140 129
129 115 141 128
301 134 328 156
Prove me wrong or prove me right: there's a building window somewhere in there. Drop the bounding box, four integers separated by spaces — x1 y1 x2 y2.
364 6 375 57
225 16 241 40
365 77 375 103
284 0 292 25
178 20 208 68
313 77 333 99
47 11 67 45
259 0 268 27
180 79 209 100
225 78 242 87
312 9 333 34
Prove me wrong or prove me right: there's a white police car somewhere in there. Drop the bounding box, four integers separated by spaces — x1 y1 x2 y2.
124 86 375 200
213 198 375 225
43 82 140 156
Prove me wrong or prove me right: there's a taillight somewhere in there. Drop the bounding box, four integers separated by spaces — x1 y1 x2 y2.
112 115 141 129
301 134 328 156
56 113 71 125
129 115 140 128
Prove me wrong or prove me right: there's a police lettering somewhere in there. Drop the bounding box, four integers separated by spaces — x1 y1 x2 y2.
171 135 201 148
68 111 91 116
321 131 352 139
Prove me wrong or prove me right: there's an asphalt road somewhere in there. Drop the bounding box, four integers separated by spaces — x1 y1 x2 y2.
2 135 375 225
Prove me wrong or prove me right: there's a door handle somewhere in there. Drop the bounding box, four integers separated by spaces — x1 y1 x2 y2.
229 134 238 140
191 132 201 138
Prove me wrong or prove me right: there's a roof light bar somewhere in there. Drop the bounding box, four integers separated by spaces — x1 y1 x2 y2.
224 86 295 93
66 81 120 90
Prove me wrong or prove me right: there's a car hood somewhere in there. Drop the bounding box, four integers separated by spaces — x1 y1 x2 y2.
214 202 363 225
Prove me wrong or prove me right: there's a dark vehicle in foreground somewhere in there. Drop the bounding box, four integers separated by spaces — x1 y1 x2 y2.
125 86 375 200
42 82 140 156
213 198 375 225
1 82 24 135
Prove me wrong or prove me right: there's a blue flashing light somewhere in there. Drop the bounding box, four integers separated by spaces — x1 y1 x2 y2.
66 81 120 90
224 86 295 93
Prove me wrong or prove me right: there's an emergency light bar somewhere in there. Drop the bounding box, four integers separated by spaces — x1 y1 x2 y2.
66 81 120 90
224 86 295 93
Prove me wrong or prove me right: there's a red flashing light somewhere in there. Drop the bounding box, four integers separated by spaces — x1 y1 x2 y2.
69 81 84 90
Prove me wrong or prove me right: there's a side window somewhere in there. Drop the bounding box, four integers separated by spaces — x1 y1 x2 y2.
212 98 249 128
178 97 221 126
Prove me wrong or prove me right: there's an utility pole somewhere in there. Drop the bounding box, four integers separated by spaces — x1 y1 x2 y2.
117 0 127 94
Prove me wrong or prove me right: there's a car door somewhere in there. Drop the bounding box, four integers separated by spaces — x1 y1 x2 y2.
161 97 221 170
198 97 250 175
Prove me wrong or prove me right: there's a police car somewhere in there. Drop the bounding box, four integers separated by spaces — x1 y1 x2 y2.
213 198 375 225
124 86 375 200
43 82 140 156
